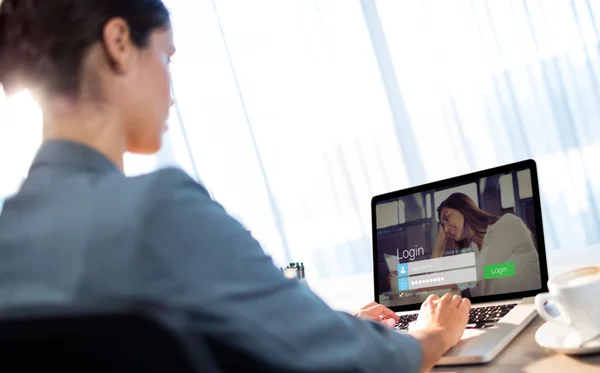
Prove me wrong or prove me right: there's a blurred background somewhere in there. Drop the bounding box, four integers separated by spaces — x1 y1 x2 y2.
2 0 600 281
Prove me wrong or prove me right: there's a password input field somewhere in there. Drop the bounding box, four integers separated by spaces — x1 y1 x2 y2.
399 267 477 291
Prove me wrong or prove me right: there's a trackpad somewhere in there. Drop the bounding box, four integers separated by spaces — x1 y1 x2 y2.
444 323 513 358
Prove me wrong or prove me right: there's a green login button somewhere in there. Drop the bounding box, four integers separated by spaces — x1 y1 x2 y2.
484 262 515 279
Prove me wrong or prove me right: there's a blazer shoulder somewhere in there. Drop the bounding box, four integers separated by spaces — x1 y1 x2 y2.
136 167 210 207
144 166 193 186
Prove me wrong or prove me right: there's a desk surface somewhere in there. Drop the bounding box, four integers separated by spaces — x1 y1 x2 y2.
433 316 600 373
308 245 600 373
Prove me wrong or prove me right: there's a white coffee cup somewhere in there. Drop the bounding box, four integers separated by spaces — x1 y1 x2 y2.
535 265 600 344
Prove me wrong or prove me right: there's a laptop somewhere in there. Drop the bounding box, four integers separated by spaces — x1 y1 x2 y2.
371 159 549 365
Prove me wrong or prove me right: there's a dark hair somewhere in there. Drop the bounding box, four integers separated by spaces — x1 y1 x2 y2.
437 192 500 252
0 0 170 96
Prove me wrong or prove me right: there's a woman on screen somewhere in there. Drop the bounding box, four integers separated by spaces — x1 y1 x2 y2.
433 193 540 297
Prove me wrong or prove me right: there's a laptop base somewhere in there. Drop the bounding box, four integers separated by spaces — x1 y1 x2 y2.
396 297 537 366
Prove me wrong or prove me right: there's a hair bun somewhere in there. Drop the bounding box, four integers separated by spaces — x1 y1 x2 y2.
0 0 47 94
1 0 170 96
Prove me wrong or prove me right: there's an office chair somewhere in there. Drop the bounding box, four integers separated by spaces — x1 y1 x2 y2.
0 301 221 372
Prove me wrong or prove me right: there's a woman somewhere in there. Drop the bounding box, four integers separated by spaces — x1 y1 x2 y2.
0 1 469 372
434 193 541 297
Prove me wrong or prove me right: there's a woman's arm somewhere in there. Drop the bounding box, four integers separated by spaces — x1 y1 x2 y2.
139 168 425 373
478 214 541 296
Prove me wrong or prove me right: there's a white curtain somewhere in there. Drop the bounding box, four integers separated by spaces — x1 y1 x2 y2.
2 0 600 279
164 0 600 278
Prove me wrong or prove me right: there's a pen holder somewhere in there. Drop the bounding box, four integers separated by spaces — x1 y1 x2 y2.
281 263 307 284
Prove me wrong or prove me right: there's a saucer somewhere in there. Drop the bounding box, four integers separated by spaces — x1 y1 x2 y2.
535 321 600 355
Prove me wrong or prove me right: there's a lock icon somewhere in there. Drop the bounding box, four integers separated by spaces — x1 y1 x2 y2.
399 278 409 291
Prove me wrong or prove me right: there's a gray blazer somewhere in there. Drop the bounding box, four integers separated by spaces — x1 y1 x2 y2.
0 140 422 372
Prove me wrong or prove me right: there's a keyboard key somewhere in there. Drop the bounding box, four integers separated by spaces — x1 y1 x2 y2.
394 303 517 330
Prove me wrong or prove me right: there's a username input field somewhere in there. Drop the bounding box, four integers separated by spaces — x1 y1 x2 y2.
400 252 476 276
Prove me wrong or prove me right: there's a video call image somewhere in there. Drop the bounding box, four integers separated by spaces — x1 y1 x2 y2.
375 168 541 308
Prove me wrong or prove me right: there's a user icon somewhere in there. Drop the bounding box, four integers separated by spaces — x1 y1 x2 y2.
397 263 408 277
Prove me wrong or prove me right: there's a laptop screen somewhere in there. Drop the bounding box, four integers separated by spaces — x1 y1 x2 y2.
372 161 547 310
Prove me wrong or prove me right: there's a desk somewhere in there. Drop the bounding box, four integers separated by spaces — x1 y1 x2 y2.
433 316 600 373
308 245 600 373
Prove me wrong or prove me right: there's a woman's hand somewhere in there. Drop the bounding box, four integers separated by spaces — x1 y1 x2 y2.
431 226 448 258
353 302 399 328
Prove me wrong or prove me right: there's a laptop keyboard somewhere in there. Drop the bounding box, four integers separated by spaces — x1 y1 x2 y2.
394 303 517 330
